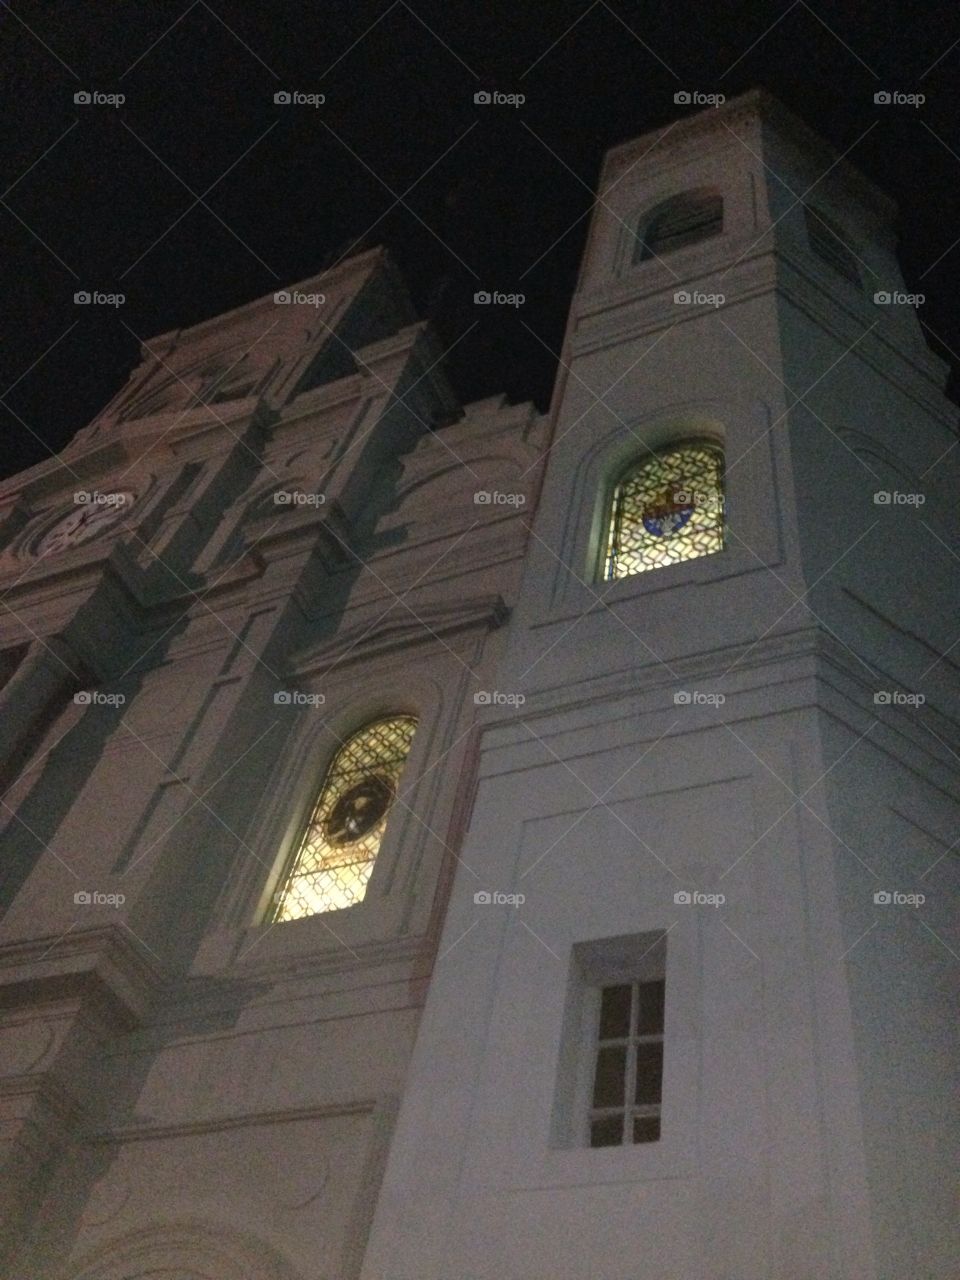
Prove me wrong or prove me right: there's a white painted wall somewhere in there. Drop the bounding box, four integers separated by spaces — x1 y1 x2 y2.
359 91 960 1280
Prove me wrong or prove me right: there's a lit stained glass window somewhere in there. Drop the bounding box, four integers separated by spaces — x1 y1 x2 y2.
271 715 417 922
603 442 724 580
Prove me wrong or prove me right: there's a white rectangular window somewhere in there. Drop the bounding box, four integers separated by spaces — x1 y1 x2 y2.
553 931 667 1149
589 976 665 1146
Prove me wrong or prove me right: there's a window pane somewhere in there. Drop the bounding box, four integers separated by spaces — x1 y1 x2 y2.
598 984 632 1039
632 1114 661 1143
636 979 665 1036
603 443 724 579
636 190 723 262
272 715 418 922
635 1043 664 1105
592 1045 627 1108
590 1114 624 1147
276 861 374 918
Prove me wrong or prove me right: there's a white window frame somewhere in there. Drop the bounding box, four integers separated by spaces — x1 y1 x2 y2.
563 931 668 1148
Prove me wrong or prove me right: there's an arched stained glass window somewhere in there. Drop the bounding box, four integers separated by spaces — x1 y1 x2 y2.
603 442 724 580
634 189 723 263
271 715 418 922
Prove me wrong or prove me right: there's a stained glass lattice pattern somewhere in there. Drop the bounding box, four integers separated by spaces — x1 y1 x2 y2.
603 443 724 580
271 715 417 921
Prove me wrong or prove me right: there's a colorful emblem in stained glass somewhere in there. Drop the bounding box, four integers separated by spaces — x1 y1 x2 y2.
271 716 417 921
641 490 695 537
604 443 724 579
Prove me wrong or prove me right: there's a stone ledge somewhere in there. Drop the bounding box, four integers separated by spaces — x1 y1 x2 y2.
0 925 167 1030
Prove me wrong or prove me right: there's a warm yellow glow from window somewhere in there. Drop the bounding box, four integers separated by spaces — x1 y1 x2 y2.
271 715 417 922
603 442 724 580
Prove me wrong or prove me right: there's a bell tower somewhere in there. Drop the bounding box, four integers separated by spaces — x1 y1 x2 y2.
359 90 960 1280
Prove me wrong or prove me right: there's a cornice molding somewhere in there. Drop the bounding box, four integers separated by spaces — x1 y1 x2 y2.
85 1095 378 1145
288 593 509 676
478 623 960 781
0 497 358 637
601 89 894 220
0 925 167 1029
569 246 954 433
137 247 390 354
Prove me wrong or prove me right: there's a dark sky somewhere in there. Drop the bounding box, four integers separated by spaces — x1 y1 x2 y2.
2 0 958 480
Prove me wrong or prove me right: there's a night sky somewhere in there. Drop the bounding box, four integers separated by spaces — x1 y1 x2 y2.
1 0 958 481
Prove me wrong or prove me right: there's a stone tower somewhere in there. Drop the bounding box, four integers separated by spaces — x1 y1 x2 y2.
0 90 957 1280
358 90 960 1280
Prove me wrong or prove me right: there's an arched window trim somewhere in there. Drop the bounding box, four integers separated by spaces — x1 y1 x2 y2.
268 712 419 923
633 188 724 264
531 400 779 620
600 438 726 581
211 678 444 940
67 1218 304 1280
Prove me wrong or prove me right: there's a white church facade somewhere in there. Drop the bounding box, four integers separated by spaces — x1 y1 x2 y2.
0 89 956 1279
